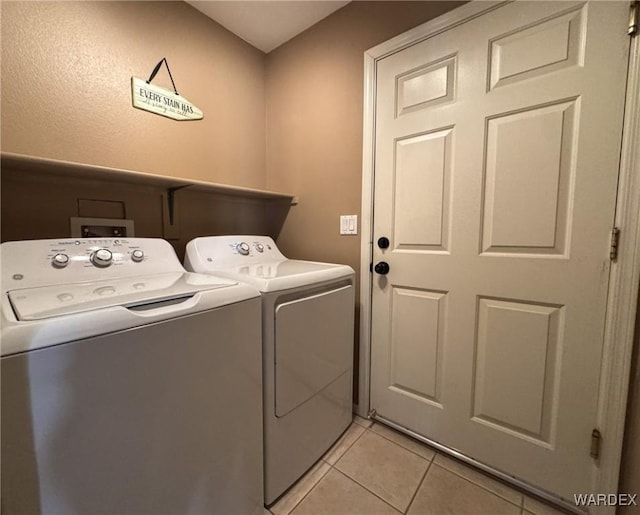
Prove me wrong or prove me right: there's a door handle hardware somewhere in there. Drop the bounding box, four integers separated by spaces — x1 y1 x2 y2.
374 262 390 275
377 237 390 249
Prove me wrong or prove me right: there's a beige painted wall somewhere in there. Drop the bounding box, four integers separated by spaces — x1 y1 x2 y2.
1 1 266 188
265 1 464 271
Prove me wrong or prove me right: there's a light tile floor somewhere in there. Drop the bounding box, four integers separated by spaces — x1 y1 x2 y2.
266 417 570 515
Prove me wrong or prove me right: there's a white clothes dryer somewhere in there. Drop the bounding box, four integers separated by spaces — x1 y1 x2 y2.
184 235 355 505
1 238 263 515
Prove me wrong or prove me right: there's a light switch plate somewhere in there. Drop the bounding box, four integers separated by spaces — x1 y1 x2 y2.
340 215 358 235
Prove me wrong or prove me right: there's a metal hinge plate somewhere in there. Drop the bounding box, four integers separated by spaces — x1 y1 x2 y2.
590 429 602 459
630 1 639 36
610 227 621 261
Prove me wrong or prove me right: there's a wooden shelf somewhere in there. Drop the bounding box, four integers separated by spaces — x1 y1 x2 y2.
1 152 298 204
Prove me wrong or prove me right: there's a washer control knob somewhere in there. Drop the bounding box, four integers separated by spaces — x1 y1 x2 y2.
131 249 145 263
255 243 264 253
52 253 70 268
237 242 250 256
91 248 113 268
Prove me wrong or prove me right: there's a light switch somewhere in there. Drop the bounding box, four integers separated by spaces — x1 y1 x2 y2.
340 215 358 235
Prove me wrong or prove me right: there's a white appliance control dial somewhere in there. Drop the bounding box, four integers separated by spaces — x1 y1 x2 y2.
131 249 145 262
91 248 113 268
52 253 70 268
255 243 264 253
237 242 250 256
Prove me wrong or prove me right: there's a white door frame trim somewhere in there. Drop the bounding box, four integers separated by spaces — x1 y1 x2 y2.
358 1 640 510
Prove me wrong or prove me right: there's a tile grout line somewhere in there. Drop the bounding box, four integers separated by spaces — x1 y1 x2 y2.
353 416 374 429
335 419 562 515
334 424 432 514
403 454 435 515
330 466 404 514
329 422 369 466
277 422 369 515
369 423 439 462
368 421 528 512
279 418 533 515
277 461 333 515
430 461 524 511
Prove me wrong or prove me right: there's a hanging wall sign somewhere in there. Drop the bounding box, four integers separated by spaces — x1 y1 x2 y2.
131 58 203 121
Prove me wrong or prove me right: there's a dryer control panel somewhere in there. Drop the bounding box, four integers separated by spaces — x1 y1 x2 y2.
185 235 287 270
232 239 278 258
1 238 185 291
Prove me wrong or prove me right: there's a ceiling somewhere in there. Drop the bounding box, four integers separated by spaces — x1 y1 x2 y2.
185 1 350 53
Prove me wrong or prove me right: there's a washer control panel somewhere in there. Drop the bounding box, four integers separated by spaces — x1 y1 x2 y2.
44 239 149 269
2 238 185 290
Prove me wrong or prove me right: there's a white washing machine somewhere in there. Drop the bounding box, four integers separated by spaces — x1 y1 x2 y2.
184 235 355 505
1 238 264 515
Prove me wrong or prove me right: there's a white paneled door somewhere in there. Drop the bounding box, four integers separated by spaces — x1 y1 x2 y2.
370 1 630 501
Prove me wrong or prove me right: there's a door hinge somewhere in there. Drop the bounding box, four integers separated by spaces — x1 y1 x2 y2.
590 428 602 459
368 408 377 420
630 0 639 36
610 227 621 261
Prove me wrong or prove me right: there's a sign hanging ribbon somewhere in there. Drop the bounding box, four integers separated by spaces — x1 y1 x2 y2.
146 57 179 95
131 57 203 121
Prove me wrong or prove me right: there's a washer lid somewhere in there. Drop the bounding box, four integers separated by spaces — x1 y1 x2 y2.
208 260 354 292
8 272 237 321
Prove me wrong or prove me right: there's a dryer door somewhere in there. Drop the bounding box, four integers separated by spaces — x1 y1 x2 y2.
274 284 354 417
